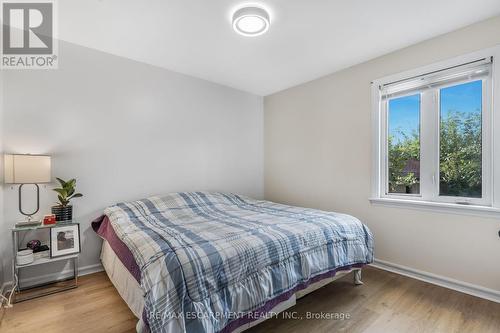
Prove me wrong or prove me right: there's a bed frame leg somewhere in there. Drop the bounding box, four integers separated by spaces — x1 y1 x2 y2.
353 269 363 285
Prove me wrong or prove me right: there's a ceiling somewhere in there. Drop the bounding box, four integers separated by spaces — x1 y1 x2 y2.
59 0 500 96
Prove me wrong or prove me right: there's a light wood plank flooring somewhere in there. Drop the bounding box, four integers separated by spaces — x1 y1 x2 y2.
1 267 500 333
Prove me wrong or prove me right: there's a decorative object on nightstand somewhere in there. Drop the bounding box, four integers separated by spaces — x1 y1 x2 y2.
4 154 51 227
26 239 41 250
11 222 80 303
26 239 49 253
16 249 34 266
43 214 56 225
51 178 83 222
50 223 81 258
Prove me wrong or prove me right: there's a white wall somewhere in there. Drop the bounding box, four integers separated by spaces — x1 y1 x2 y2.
1 40 263 283
264 16 500 291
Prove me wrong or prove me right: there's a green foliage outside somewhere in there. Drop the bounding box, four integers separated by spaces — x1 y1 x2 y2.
439 110 482 197
388 130 420 193
388 110 482 197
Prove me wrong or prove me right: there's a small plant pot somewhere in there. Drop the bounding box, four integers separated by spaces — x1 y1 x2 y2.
51 205 73 222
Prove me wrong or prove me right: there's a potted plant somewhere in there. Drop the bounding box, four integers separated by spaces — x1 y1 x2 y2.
51 178 83 222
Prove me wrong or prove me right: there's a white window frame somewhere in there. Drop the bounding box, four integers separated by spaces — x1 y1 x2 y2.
370 46 500 216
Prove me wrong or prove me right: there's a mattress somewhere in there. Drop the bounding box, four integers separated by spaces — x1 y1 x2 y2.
93 192 373 333
100 239 144 319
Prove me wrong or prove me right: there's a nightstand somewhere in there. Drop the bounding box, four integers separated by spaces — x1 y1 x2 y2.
11 221 79 302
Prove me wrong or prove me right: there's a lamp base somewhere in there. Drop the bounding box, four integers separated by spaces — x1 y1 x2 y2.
15 220 42 228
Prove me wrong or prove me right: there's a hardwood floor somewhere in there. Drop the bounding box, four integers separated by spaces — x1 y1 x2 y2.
1 267 500 333
249 267 500 333
1 272 137 333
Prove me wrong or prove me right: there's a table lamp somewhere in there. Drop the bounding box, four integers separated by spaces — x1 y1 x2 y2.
4 154 52 226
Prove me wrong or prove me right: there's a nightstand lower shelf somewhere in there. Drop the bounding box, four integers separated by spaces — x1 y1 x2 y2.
13 255 79 303
14 275 78 303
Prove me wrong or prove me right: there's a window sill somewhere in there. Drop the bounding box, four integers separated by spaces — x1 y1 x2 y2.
369 197 500 218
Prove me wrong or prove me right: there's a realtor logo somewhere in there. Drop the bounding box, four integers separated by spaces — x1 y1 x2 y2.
1 0 58 69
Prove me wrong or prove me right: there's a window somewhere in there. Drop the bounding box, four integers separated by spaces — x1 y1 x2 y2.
387 94 421 195
372 50 500 213
439 81 483 198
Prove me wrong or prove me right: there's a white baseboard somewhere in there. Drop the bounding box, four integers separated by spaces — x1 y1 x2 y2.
2 263 104 290
371 259 500 304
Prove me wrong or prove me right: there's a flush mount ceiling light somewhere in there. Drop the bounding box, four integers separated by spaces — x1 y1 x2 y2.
232 6 270 37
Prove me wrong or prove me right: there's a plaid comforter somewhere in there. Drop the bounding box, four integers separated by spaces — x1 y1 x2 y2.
104 192 373 333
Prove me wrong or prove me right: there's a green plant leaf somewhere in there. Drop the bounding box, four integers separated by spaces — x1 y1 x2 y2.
69 193 83 199
53 188 68 197
57 194 69 206
56 177 67 187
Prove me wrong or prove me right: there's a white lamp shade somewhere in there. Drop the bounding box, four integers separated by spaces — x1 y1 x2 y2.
4 154 51 184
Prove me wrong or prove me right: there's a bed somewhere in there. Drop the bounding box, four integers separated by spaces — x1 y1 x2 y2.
92 192 373 333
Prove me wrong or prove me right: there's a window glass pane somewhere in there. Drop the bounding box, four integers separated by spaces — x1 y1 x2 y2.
439 80 482 198
388 94 421 194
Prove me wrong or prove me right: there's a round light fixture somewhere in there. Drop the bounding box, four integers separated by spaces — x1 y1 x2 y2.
232 6 270 37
